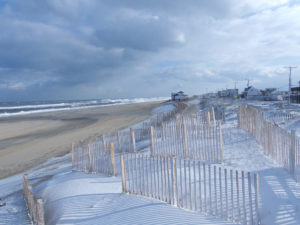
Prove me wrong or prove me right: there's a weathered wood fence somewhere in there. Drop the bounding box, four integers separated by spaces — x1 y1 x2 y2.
261 110 294 124
22 174 45 225
151 121 223 162
238 105 300 182
121 154 260 225
72 118 224 175
72 103 226 175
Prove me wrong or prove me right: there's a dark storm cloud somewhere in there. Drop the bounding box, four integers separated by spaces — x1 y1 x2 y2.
0 0 299 100
0 0 197 100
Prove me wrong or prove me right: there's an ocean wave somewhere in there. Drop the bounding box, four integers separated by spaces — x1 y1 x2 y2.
0 97 169 118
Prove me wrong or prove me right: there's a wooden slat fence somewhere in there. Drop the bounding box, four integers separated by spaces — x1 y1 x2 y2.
121 154 260 225
238 105 300 182
152 121 223 163
22 174 45 225
261 110 294 124
72 141 119 176
72 104 226 176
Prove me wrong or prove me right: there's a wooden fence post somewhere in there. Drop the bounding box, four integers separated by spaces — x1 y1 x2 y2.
212 107 216 128
184 124 189 158
248 172 254 225
121 154 126 192
219 121 224 163
172 155 178 206
27 185 37 223
71 143 75 170
102 135 107 153
290 130 296 176
130 128 136 152
110 142 116 176
117 130 122 153
254 173 261 225
88 143 94 172
161 122 165 141
22 174 29 201
150 126 155 156
37 198 45 225
207 111 211 127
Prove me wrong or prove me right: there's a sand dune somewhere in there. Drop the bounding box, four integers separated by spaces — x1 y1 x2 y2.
0 101 163 179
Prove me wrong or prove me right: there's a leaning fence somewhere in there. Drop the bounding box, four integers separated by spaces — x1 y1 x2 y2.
121 154 260 225
238 105 300 182
22 174 45 225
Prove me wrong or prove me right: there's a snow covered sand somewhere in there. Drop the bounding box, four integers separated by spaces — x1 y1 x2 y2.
1 100 300 224
222 103 300 225
0 150 238 225
38 170 239 225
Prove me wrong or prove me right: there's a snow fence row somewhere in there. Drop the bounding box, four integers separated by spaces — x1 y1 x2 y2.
121 154 260 225
72 122 224 176
238 105 300 182
22 174 45 225
72 105 224 176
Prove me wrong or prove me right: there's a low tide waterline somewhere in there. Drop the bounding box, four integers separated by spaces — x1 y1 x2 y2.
0 97 169 117
0 100 166 179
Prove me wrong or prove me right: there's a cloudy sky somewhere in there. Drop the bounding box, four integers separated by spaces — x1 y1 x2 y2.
0 0 300 101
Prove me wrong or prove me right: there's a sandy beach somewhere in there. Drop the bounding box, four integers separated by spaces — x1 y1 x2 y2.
0 101 164 179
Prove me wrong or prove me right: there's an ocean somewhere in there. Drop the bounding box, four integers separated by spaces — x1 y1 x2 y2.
0 97 168 117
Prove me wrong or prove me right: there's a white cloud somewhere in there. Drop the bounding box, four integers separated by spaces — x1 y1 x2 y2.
1 0 300 100
176 32 185 43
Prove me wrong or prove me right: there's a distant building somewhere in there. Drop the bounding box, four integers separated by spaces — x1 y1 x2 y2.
171 91 188 101
242 86 283 101
291 84 300 103
247 87 262 97
202 92 217 98
217 89 238 98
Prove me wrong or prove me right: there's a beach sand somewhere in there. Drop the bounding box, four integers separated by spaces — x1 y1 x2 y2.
0 101 164 179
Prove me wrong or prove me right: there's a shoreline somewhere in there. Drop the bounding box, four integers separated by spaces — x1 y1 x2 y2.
0 101 165 179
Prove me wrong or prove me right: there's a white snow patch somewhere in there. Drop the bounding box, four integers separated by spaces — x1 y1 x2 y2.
152 104 175 114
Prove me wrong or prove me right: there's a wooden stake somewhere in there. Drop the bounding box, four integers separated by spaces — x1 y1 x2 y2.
110 142 116 176
207 111 211 127
150 126 155 156
117 130 122 153
121 154 126 192
236 171 240 222
242 171 246 224
130 128 136 152
290 130 296 175
219 121 224 163
248 172 254 225
37 198 45 225
212 107 216 128
102 135 106 153
27 185 37 223
255 173 261 225
184 124 189 158
22 174 29 201
224 169 228 220
71 143 75 170
88 143 94 172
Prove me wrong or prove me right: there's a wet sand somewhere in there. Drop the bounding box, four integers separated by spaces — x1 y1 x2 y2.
0 101 164 179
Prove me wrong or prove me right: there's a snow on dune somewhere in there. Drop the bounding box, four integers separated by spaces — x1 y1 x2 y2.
2 100 300 224
152 104 175 114
37 171 238 225
222 114 300 225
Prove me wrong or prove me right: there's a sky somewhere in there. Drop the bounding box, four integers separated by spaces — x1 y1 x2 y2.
1 0 300 101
